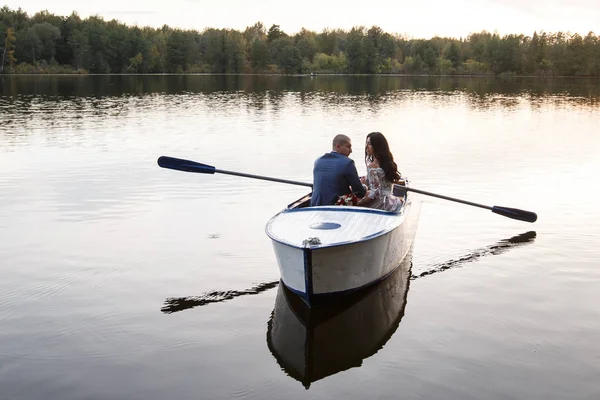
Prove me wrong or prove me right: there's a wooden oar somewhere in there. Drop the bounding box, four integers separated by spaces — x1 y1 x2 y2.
157 156 537 223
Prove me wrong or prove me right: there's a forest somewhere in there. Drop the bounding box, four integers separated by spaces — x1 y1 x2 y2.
1 6 599 76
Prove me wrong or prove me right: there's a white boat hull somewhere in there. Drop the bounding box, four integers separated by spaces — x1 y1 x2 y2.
266 185 420 307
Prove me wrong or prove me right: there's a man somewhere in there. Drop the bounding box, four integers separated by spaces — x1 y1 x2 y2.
310 134 367 206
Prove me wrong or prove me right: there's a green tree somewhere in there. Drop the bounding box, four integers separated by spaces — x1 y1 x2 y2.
56 12 80 66
445 41 461 67
105 20 130 72
16 27 42 64
548 32 568 74
1 5 600 77
268 36 293 65
277 44 302 73
202 29 235 72
295 28 317 61
436 57 453 74
1 27 17 71
402 55 424 73
582 32 599 75
267 24 284 42
461 59 487 74
244 22 266 42
345 26 366 73
145 28 168 72
566 33 586 75
127 52 143 71
378 33 398 61
32 22 61 61
31 10 62 26
167 30 189 72
250 38 268 70
84 16 110 72
467 31 491 62
527 31 545 73
223 29 246 73
68 29 89 69
423 47 437 71
364 26 383 73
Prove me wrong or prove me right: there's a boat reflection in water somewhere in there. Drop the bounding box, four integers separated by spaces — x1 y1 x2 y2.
265 230 537 388
158 230 536 388
266 252 412 389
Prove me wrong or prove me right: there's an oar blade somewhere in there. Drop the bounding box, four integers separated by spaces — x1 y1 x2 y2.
492 206 538 223
157 156 216 174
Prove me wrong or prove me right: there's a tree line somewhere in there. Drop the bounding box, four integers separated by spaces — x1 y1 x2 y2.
1 6 599 76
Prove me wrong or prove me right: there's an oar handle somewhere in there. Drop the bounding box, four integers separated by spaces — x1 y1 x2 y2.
158 156 216 174
492 206 538 223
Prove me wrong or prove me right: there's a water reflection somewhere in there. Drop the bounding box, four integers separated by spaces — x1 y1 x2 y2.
2 75 598 144
267 230 536 388
412 231 537 280
267 253 411 389
157 231 537 389
161 281 279 314
1 75 599 112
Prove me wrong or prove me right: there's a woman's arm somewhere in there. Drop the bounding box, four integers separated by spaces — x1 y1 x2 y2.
357 191 372 206
367 167 381 199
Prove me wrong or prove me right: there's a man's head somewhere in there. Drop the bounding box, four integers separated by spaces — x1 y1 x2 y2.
332 134 352 157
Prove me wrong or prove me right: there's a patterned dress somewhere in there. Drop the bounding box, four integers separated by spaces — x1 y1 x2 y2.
365 167 401 211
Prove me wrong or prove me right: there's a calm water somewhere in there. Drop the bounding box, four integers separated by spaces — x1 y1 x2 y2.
1 75 599 400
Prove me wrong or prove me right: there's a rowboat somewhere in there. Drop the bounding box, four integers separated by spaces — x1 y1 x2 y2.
156 157 536 307
265 183 420 307
266 250 411 388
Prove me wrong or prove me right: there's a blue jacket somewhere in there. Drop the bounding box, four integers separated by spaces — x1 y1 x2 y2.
310 152 367 206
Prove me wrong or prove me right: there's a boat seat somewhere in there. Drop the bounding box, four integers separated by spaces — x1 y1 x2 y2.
287 193 312 209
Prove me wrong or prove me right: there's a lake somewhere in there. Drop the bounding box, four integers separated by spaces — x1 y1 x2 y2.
1 75 599 400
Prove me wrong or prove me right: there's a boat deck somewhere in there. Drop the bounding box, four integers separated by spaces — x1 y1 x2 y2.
266 206 406 249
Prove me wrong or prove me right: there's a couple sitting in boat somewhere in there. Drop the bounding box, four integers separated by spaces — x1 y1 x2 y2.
310 132 403 211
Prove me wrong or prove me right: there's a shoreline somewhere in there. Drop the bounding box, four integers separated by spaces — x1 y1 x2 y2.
2 73 599 79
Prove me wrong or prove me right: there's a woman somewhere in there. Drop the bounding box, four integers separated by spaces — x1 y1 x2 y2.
357 132 402 211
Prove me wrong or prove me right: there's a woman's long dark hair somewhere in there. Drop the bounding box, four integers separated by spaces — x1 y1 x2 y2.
364 132 401 183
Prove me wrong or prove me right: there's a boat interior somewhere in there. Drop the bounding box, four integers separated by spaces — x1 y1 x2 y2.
287 183 409 210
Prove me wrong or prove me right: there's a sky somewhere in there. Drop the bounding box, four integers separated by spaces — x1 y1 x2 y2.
3 0 600 38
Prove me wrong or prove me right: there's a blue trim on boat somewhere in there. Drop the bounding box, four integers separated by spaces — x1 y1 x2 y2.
361 229 386 241
286 285 310 303
267 229 396 250
285 206 402 216
303 248 313 304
